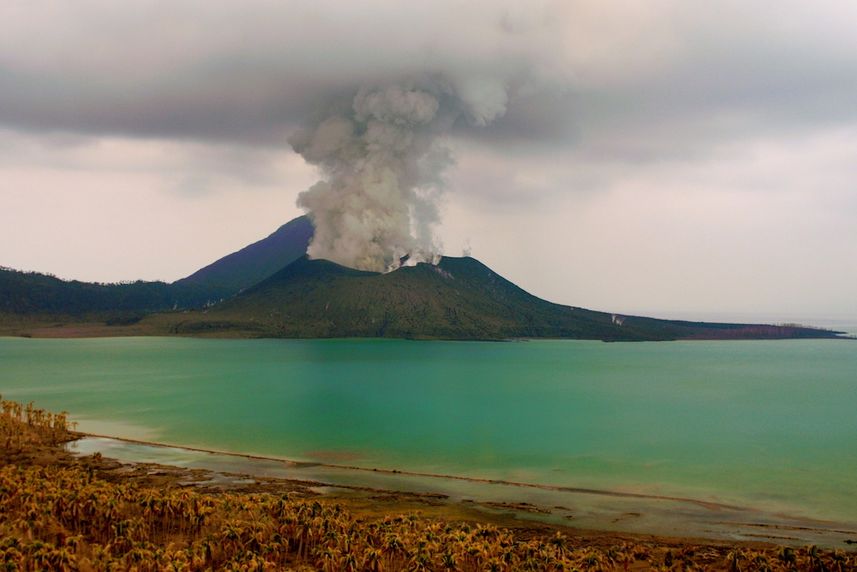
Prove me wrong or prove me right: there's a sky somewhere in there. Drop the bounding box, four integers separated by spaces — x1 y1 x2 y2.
2 0 856 321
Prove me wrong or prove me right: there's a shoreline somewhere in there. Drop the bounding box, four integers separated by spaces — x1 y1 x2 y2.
77 431 747 511
4 395 856 568
1 316 853 342
71 432 857 548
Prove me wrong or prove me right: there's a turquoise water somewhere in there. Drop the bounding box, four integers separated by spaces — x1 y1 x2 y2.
1 336 856 526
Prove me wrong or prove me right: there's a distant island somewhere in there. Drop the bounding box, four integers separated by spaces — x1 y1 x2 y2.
0 216 845 341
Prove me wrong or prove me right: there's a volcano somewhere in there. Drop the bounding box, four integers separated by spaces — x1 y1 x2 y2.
1 216 845 341
163 254 842 341
174 215 313 299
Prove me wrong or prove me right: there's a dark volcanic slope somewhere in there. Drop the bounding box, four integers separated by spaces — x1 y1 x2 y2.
169 256 842 341
174 215 312 298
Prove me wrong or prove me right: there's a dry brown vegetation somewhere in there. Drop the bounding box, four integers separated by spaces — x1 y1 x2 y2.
1 397 855 571
0 397 76 450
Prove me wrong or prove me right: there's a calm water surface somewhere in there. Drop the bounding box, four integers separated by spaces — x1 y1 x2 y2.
1 336 855 526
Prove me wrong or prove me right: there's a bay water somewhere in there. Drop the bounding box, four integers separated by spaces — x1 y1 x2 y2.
1 335 855 535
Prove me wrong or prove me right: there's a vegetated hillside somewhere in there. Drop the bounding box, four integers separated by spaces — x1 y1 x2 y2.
0 267 215 321
174 215 313 299
0 216 313 322
167 256 843 341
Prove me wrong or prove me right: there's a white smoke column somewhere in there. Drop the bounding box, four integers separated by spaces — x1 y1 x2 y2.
291 77 507 272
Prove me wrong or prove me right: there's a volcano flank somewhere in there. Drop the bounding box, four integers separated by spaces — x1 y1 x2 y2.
1 217 845 341
164 253 841 342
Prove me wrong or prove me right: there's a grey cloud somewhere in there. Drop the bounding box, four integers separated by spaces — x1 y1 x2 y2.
0 1 568 146
3 0 856 161
0 63 328 145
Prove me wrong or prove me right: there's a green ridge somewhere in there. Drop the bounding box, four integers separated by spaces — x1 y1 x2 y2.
166 256 842 341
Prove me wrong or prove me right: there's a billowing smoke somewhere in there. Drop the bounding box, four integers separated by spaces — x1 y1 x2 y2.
291 76 509 272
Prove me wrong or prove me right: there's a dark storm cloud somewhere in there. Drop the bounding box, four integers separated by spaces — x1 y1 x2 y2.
1 0 856 158
0 61 338 144
0 1 571 146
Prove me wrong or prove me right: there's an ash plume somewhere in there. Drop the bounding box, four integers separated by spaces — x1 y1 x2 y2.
291 77 509 272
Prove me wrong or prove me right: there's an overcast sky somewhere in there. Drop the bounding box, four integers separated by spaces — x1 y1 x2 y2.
2 1 856 321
